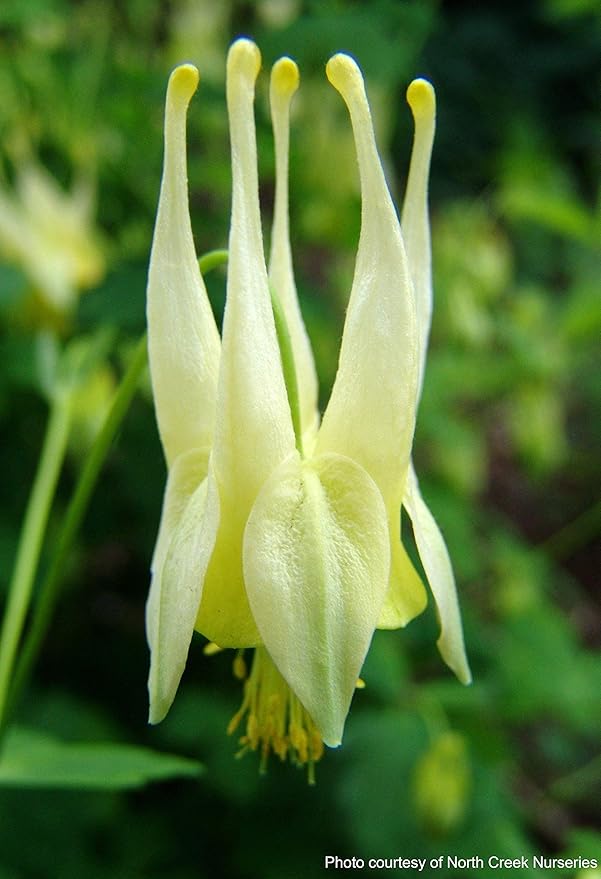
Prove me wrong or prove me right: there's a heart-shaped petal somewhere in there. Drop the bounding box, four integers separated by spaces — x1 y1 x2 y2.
243 451 389 746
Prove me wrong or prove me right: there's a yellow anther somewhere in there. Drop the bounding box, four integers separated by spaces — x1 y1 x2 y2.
355 677 366 689
271 57 299 98
291 724 308 764
311 731 325 762
227 647 324 780
226 712 241 736
247 713 259 748
203 641 223 656
274 734 287 761
406 78 435 121
233 650 247 679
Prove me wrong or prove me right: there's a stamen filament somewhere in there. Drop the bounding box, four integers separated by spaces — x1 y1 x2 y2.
228 647 324 782
198 248 229 276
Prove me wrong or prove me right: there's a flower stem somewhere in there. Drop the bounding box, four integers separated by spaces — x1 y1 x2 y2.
0 393 73 736
1 335 149 738
270 284 304 455
0 249 222 743
198 249 229 276
550 752 601 800
541 499 601 561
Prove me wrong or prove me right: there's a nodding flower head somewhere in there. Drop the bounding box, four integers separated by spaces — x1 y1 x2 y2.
145 38 470 778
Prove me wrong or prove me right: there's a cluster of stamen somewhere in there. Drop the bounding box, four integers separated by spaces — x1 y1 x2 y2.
227 647 324 783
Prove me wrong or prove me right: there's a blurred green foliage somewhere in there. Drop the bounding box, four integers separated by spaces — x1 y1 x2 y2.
0 0 599 877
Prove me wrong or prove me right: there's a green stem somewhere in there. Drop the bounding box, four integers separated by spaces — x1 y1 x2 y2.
198 249 228 276
0 394 73 734
270 285 303 455
414 691 450 742
541 499 601 561
549 752 601 800
2 334 148 736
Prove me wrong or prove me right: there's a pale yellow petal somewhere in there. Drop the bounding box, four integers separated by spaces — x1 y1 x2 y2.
147 468 220 723
269 57 319 437
316 54 423 627
195 40 295 646
316 53 418 501
243 451 390 747
377 508 428 628
149 447 211 577
376 79 438 627
401 78 436 393
194 510 262 647
147 64 221 467
147 449 207 664
404 464 471 684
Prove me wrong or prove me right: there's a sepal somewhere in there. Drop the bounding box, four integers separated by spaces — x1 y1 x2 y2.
403 465 471 684
243 451 390 746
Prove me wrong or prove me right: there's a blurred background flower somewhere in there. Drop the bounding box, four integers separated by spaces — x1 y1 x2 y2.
0 159 104 322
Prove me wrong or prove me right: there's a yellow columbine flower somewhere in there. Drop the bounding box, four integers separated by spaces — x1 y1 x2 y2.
146 39 470 773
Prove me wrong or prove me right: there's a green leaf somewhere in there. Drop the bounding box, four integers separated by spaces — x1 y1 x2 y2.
0 727 203 790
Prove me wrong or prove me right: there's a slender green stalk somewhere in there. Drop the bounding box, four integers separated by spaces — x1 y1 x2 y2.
414 691 449 742
270 284 303 455
1 250 226 738
198 249 228 276
0 394 73 732
1 335 149 735
541 499 601 560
